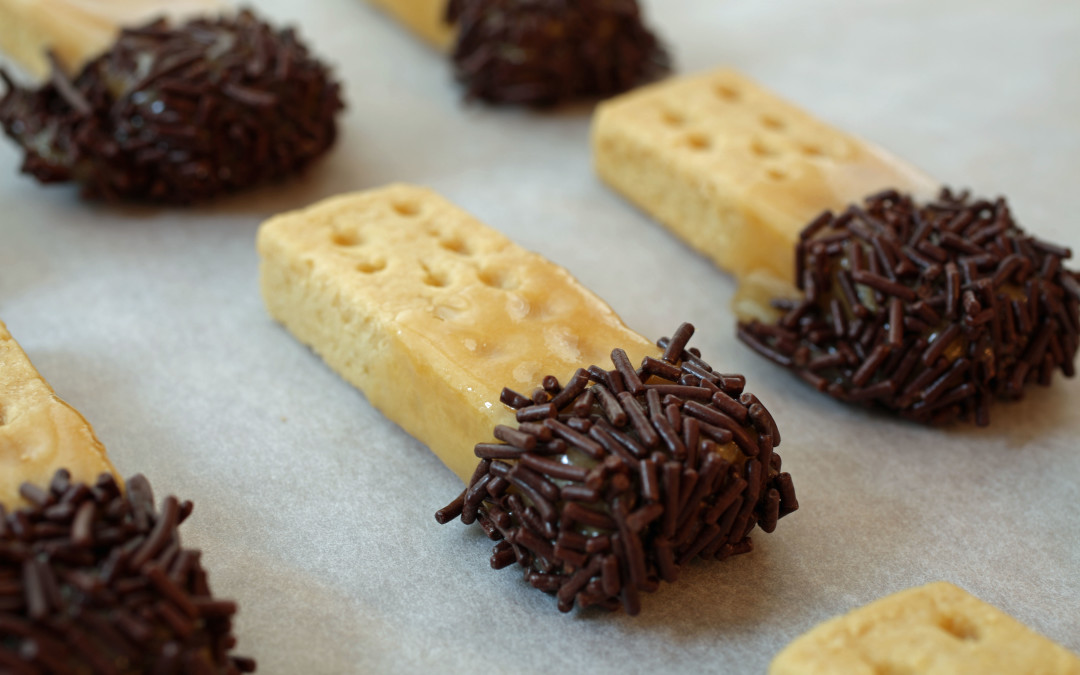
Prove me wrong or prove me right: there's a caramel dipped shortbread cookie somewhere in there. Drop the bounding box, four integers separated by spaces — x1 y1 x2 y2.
366 0 669 106
0 9 343 203
592 68 938 284
770 582 1080 675
0 321 254 672
257 184 797 614
593 69 1079 425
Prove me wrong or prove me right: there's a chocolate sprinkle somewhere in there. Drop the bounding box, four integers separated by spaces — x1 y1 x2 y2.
0 10 343 204
437 324 797 614
738 189 1080 426
445 0 670 107
0 470 254 673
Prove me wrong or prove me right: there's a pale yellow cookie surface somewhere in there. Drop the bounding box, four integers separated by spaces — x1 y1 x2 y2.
0 320 118 508
770 582 1080 675
365 0 455 50
0 0 225 78
592 68 939 284
257 184 657 483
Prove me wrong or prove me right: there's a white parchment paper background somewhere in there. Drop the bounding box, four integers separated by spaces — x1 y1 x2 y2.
1 0 1077 672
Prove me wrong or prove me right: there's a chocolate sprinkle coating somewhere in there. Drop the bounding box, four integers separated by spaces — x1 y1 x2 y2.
738 189 1080 426
0 10 343 204
445 0 670 107
438 324 797 615
0 470 255 673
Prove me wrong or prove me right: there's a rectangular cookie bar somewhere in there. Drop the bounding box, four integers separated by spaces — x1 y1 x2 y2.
257 184 657 482
364 0 455 50
592 68 939 284
0 0 224 78
770 582 1080 675
0 319 117 507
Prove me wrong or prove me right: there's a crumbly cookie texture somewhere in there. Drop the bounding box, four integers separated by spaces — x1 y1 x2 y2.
0 0 224 78
257 183 655 482
366 0 455 49
592 68 939 283
770 582 1080 675
0 319 118 508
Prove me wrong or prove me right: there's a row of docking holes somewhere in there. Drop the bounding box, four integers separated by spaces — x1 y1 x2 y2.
660 81 835 182
420 262 519 291
329 206 518 290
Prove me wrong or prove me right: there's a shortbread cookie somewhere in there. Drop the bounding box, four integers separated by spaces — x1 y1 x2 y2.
737 189 1080 426
366 0 669 107
0 319 117 507
0 10 343 203
770 582 1080 675
258 183 656 483
258 184 798 613
0 0 223 78
592 68 939 283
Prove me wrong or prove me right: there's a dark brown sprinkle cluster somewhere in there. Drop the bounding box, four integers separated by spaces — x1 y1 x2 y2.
0 9 343 204
445 0 670 107
738 188 1080 426
0 470 255 674
437 324 797 615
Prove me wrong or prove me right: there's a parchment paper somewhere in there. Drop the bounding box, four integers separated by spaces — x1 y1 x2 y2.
1 0 1077 672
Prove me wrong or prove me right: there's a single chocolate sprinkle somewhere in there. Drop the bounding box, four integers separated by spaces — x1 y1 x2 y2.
439 324 797 614
738 189 1079 425
591 384 628 428
549 368 590 410
0 470 253 673
515 402 557 423
0 10 342 204
500 388 532 409
618 391 661 449
444 0 670 107
492 425 537 451
611 349 646 396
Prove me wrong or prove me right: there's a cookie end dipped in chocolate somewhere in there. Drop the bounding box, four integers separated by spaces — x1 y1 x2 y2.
0 9 343 204
438 324 797 615
445 0 670 107
0 470 255 673
738 189 1080 426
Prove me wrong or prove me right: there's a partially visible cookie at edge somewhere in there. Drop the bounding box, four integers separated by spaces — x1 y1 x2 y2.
770 582 1080 675
0 9 344 203
0 0 224 79
366 0 670 107
0 318 117 507
0 319 255 672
